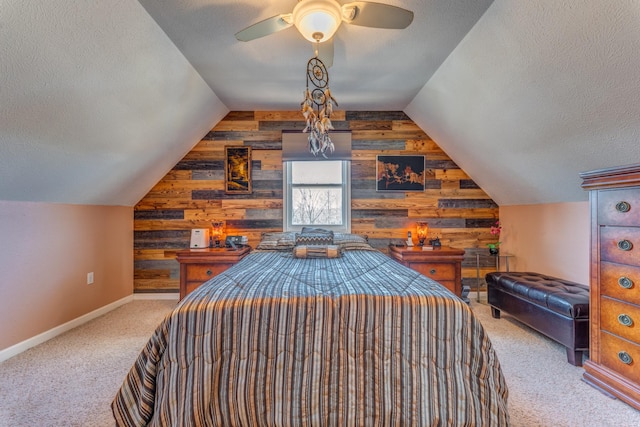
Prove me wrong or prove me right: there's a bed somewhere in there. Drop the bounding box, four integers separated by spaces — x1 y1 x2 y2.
113 232 509 426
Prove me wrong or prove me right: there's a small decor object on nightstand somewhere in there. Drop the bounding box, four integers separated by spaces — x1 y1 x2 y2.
406 231 414 247
416 221 428 246
487 220 502 255
429 236 441 248
211 220 225 248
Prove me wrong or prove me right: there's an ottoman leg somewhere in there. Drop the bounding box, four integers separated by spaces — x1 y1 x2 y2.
490 307 501 319
567 349 583 367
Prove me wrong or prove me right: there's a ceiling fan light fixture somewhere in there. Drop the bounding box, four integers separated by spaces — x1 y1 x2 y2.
293 0 342 43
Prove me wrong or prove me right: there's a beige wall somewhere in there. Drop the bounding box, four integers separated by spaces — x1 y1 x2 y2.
0 201 133 351
499 201 590 285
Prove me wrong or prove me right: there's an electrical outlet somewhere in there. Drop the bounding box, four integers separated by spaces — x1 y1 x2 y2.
87 272 94 285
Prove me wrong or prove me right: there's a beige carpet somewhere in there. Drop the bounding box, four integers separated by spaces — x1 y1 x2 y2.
1 298 639 426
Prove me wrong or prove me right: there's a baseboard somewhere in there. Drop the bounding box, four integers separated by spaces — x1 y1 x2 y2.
0 294 134 363
133 292 179 301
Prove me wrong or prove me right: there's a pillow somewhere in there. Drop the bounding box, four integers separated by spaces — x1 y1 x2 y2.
293 245 341 259
301 227 334 235
333 233 373 251
295 232 334 246
255 232 296 251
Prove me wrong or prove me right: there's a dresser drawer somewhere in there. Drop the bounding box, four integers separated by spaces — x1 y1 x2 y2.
411 262 455 281
600 226 640 267
601 261 640 300
601 297 640 343
600 331 640 384
185 263 231 282
598 188 640 226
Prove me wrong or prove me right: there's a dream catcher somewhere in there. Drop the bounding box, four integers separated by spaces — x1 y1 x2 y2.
301 56 338 158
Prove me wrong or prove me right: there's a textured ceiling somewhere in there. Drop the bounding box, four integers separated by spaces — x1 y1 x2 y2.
2 0 640 206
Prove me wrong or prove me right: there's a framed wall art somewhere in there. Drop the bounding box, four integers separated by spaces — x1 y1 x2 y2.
376 155 425 192
225 146 252 194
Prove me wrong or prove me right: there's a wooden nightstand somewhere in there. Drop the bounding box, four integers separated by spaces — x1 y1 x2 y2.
388 245 465 297
175 246 251 300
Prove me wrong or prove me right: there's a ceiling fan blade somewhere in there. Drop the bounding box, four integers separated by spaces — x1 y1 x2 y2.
315 39 334 68
342 2 413 29
235 14 293 42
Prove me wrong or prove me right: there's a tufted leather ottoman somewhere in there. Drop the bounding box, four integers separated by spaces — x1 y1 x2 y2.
486 271 590 366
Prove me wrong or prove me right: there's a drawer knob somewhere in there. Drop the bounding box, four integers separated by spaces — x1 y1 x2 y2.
618 314 634 327
618 351 633 365
206 269 213 276
617 239 633 251
430 269 437 275
615 201 631 213
618 276 634 289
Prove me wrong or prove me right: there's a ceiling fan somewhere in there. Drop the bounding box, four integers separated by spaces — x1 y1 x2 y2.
234 0 414 67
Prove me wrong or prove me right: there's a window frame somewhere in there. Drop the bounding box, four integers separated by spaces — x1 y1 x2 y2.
283 160 351 232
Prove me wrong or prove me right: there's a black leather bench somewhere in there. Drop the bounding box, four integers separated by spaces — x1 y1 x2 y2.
486 272 590 366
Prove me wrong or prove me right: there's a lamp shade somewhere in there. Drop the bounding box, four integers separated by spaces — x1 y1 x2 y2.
416 222 428 245
293 0 342 43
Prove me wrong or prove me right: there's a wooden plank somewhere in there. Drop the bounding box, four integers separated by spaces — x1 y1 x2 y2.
173 159 223 170
134 210 184 220
151 180 224 191
134 249 174 260
259 121 306 131
134 220 219 231
221 199 283 209
408 208 498 218
203 130 282 141
352 129 429 140
349 121 392 130
438 198 499 208
160 170 192 180
436 169 470 180
134 269 170 279
192 170 224 180
183 209 247 221
245 208 283 220
352 209 410 218
352 140 407 151
213 120 259 132
191 140 239 151
346 111 409 121
134 279 179 291
135 199 222 210
392 121 427 132
460 179 481 189
220 111 255 121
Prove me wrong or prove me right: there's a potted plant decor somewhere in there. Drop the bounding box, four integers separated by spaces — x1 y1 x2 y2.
487 220 502 255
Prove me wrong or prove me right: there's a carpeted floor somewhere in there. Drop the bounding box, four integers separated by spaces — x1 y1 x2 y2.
1 298 639 426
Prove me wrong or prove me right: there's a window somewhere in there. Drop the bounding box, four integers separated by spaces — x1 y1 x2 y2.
284 160 351 232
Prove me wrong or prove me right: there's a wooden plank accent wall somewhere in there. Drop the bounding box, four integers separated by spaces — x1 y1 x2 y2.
133 111 499 293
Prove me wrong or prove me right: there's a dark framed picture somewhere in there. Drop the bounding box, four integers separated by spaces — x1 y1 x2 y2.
376 155 425 192
225 146 252 194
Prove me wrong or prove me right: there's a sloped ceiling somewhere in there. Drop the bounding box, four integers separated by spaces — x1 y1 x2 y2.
406 1 640 205
2 0 639 207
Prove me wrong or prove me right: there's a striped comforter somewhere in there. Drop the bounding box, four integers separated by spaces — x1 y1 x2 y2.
112 249 509 426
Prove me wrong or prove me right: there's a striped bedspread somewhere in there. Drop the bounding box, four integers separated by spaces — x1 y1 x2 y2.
112 249 509 426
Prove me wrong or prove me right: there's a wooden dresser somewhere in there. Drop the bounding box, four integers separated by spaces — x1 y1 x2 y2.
175 246 251 300
581 164 640 410
388 245 465 297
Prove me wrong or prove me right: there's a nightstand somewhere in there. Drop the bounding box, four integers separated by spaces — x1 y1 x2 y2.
388 245 465 297
175 246 251 300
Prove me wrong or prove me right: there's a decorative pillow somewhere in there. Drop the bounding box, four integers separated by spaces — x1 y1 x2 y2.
293 245 341 259
295 232 334 246
333 233 373 251
255 232 296 251
301 227 334 235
